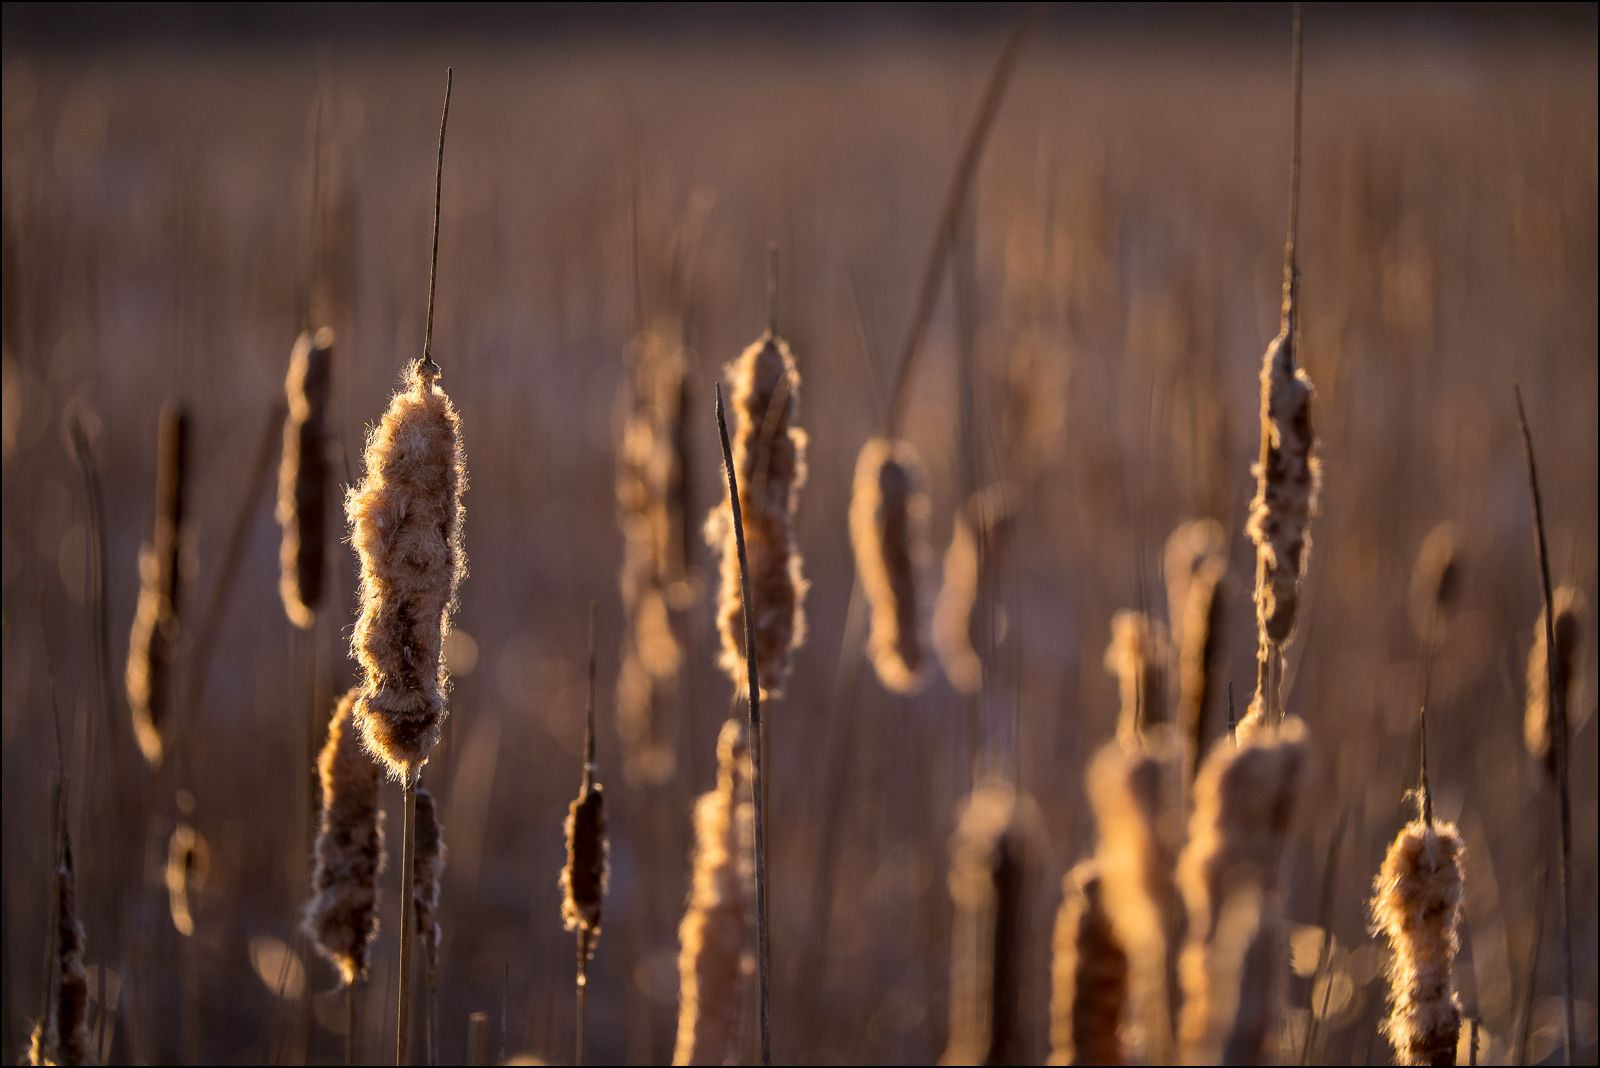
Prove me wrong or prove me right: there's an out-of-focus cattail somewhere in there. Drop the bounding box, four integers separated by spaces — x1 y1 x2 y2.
1047 860 1128 1066
672 718 755 1067
705 329 807 697
164 820 210 938
933 483 1015 696
1525 586 1585 781
1164 518 1225 648
304 690 386 986
563 605 610 1065
941 779 1042 1066
277 327 334 629
1166 520 1227 777
126 401 189 768
28 833 90 1067
1408 522 1461 644
1104 611 1172 747
1176 717 1308 1064
850 437 930 694
347 359 468 779
413 785 446 1068
1371 814 1467 1066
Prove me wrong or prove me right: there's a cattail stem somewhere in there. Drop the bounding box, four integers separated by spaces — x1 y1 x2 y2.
715 383 771 1065
347 982 357 1067
397 777 417 1066
1513 386 1575 1066
576 931 590 1066
420 68 451 378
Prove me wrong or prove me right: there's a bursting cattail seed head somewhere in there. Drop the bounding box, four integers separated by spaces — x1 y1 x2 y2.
413 786 446 951
126 400 189 768
1371 816 1466 1066
1524 585 1584 780
850 437 930 694
1104 610 1172 747
29 833 90 1067
304 690 387 986
705 330 808 697
347 361 467 779
277 327 334 629
1048 861 1128 1066
933 483 1015 696
673 718 755 1066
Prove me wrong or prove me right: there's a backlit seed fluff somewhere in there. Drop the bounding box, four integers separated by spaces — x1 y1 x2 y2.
933 483 1015 696
705 330 808 697
1524 585 1584 780
1048 861 1128 1066
1408 522 1461 643
304 690 386 986
126 401 189 769
28 834 90 1067
673 719 755 1066
413 786 446 951
1371 817 1466 1066
1244 327 1320 647
850 437 930 694
1104 610 1172 747
277 327 334 629
347 362 467 778
561 773 608 955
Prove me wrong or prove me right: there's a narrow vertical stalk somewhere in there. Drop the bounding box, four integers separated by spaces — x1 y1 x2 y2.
715 384 771 1065
347 982 357 1067
397 778 417 1066
576 930 591 1066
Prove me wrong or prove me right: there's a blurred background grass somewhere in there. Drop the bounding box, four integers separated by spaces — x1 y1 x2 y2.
2 3 1596 1064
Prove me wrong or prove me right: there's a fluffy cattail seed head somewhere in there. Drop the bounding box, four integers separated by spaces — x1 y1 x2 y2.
304 690 386 986
277 327 334 629
347 362 467 779
413 786 446 951
850 437 930 694
705 330 808 697
1525 585 1584 781
561 777 608 955
1104 611 1172 748
126 401 189 768
1047 861 1128 1066
1371 816 1466 1066
933 483 1015 696
673 718 755 1066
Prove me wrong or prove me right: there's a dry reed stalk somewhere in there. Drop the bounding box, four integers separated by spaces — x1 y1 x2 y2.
1047 861 1128 1066
1246 8 1319 725
1524 585 1584 782
304 690 387 986
1408 522 1461 645
1087 734 1187 1063
1103 611 1172 747
126 401 189 768
562 605 609 1066
850 437 931 694
1176 717 1308 1064
1371 808 1466 1066
672 718 755 1066
941 779 1042 1066
164 821 209 938
932 483 1015 696
27 833 90 1066
705 328 808 698
412 786 445 1067
277 326 334 629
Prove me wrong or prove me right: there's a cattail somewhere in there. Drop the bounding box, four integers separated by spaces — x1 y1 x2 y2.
672 718 755 1066
28 833 90 1067
1408 522 1461 644
1104 611 1172 747
304 690 386 986
1177 557 1225 779
1163 518 1225 648
1047 861 1129 1066
933 483 1014 695
1371 815 1466 1065
850 437 930 693
704 330 807 697
126 401 189 768
941 779 1042 1066
1176 717 1308 1064
277 327 334 629
563 604 609 1068
347 359 468 779
164 822 210 938
1525 585 1584 781
1087 733 1187 1062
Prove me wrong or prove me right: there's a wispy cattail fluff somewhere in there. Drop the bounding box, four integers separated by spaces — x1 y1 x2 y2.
164 822 210 937
27 834 90 1067
1176 717 1308 1064
561 771 608 960
673 718 755 1067
126 401 189 768
1047 861 1129 1067
1104 611 1172 747
933 483 1015 696
413 786 446 951
850 437 931 694
277 327 334 629
347 362 467 778
1408 522 1461 644
1371 815 1466 1066
304 690 386 986
1089 734 1187 1063
941 779 1042 1066
1525 585 1585 781
705 330 807 697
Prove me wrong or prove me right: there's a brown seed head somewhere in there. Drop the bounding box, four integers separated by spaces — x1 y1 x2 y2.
347 363 467 778
1525 585 1584 780
1164 518 1226 647
561 778 608 952
850 437 930 694
1177 556 1226 775
126 401 189 768
1047 861 1129 1066
277 327 335 629
1104 611 1172 747
933 483 1015 696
